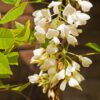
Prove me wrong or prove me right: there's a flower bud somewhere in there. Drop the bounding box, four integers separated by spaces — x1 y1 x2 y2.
28 74 39 84
68 78 79 87
78 0 93 12
80 56 92 67
60 80 67 91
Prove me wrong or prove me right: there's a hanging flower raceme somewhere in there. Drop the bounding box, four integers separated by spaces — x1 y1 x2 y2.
29 0 93 100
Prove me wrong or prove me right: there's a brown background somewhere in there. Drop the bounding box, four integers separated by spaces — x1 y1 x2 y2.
0 0 100 100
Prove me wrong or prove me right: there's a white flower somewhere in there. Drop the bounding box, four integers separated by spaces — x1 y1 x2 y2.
72 61 80 71
63 4 76 17
40 58 56 71
57 24 79 38
30 48 44 64
67 11 90 27
48 1 61 14
36 18 47 28
78 0 93 12
30 56 39 64
80 56 92 67
48 89 55 100
34 26 46 43
50 75 59 88
50 37 60 45
60 80 67 91
46 28 59 39
33 9 51 24
28 74 39 84
33 10 42 18
33 48 44 56
66 34 78 46
68 77 79 87
66 62 80 76
48 67 56 75
46 43 58 54
66 66 72 76
33 10 43 24
39 53 48 61
41 9 51 22
57 69 65 80
73 72 85 83
68 24 79 36
57 24 69 38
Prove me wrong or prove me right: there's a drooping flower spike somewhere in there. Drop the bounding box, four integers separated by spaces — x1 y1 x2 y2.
29 0 93 100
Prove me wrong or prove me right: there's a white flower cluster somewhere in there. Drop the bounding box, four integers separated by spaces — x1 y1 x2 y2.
28 0 93 99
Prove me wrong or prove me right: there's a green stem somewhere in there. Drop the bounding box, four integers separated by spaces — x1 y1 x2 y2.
67 52 79 57
83 52 100 56
28 1 49 5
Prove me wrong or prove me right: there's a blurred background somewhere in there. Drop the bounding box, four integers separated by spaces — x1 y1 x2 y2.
0 0 100 100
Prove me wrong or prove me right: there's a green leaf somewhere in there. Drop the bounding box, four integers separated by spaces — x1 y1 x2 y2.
0 84 10 89
12 82 30 92
0 81 3 86
15 21 24 29
86 42 100 53
0 74 10 78
0 28 14 50
7 52 19 65
0 2 27 24
0 53 12 78
2 0 16 4
2 0 21 6
15 0 22 6
15 20 31 45
33 0 45 2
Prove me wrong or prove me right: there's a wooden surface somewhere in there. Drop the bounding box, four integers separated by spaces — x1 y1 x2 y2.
0 0 100 100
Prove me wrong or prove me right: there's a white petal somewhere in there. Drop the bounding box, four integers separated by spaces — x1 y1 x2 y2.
46 28 59 39
50 37 60 45
36 18 46 27
53 6 59 14
68 24 79 36
48 67 56 75
67 11 90 27
41 9 51 22
30 56 40 64
48 89 55 99
57 24 69 38
73 72 85 83
77 12 90 20
63 4 76 17
48 1 61 14
67 15 74 24
68 78 79 87
35 26 45 34
79 1 93 12
67 34 78 46
80 57 92 67
57 69 65 80
72 61 80 71
40 53 48 61
60 80 67 91
40 58 56 71
66 66 72 76
46 43 58 54
33 48 44 56
34 32 45 43
50 75 59 87
33 10 43 18
28 74 39 84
